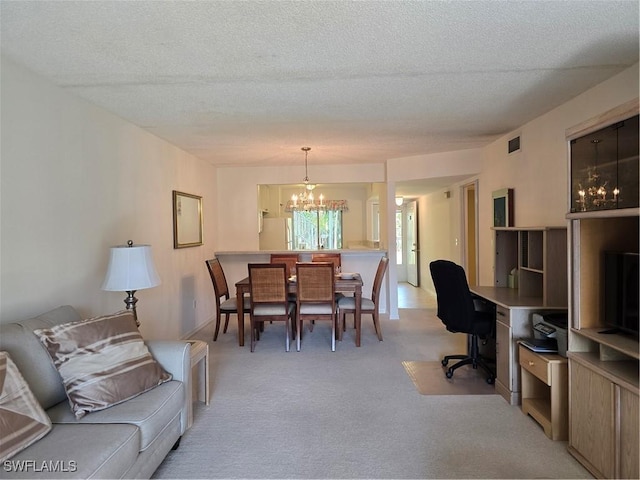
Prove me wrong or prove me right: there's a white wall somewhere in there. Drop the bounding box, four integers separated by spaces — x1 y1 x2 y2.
385 64 638 295
0 56 218 340
476 64 639 286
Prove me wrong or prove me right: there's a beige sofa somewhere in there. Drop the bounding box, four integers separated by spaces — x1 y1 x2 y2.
0 306 190 479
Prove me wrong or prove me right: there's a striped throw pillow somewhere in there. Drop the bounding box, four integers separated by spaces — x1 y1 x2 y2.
0 351 52 461
34 311 171 419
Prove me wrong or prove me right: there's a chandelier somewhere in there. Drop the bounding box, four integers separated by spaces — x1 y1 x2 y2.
291 147 325 210
576 139 620 211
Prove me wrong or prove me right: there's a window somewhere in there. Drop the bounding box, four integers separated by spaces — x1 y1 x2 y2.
292 210 342 250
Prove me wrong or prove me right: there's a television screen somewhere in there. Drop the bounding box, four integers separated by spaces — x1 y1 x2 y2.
604 252 639 337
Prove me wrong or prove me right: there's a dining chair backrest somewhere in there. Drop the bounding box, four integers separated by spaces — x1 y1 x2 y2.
371 256 389 305
206 258 230 300
311 253 341 270
296 262 335 303
248 263 292 352
248 263 288 305
270 253 300 278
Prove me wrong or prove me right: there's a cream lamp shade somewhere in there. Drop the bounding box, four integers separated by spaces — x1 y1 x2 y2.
102 241 160 325
102 243 160 291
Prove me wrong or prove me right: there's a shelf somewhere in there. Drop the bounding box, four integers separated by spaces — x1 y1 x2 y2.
522 397 552 432
568 351 639 392
567 207 640 220
573 328 640 360
493 227 567 307
520 266 543 274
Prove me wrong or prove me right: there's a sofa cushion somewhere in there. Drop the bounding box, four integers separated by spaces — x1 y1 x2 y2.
34 311 171 419
0 352 52 461
47 379 184 452
0 306 83 410
2 423 139 479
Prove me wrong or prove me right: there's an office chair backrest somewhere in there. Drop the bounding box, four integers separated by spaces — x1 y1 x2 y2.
429 260 477 333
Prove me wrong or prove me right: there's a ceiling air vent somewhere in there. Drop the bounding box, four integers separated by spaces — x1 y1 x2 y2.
508 135 521 154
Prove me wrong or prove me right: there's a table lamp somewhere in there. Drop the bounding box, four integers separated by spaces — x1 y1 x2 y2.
102 240 160 326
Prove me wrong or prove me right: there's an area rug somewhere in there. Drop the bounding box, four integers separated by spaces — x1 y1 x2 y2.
402 360 497 395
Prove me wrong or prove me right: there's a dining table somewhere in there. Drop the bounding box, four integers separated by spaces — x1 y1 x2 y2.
235 273 364 347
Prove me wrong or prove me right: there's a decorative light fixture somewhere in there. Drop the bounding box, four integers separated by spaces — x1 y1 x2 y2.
102 240 160 326
395 197 404 207
291 147 325 210
576 139 620 211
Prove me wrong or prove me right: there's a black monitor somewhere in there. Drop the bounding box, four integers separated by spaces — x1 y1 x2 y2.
604 252 639 337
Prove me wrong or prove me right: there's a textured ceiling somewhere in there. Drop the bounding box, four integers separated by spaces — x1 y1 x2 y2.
1 0 638 168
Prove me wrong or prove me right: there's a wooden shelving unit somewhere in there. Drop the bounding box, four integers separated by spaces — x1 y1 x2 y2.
566 99 639 480
493 226 567 307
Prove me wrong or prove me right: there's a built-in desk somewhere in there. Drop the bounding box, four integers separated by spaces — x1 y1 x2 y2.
470 286 565 405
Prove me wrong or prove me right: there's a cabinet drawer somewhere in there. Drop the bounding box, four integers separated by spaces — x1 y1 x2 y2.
519 346 550 384
496 305 510 326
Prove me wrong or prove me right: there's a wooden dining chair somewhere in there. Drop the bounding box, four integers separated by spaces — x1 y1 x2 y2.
206 258 250 341
270 253 300 278
270 253 300 305
248 263 295 352
338 256 389 342
311 253 341 271
295 262 337 351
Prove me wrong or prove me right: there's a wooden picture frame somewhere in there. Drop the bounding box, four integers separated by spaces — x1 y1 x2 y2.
173 190 203 248
492 188 514 227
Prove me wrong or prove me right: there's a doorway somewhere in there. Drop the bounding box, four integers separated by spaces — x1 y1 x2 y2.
406 200 419 287
462 181 478 286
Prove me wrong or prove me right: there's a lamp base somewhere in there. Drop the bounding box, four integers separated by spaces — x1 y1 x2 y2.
124 290 140 327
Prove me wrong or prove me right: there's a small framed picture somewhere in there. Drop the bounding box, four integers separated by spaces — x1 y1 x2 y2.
173 190 203 248
492 188 514 227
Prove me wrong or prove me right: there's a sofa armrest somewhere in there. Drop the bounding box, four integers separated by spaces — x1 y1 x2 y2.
146 341 191 434
146 341 190 382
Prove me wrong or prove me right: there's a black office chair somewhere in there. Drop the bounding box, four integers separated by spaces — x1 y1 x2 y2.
429 260 496 384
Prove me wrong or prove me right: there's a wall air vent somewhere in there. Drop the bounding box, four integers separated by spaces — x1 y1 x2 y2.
508 135 521 154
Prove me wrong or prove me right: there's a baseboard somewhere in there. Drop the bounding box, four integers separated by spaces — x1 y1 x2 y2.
180 316 215 341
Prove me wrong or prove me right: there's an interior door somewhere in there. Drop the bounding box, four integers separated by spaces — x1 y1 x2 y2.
406 200 419 286
463 181 478 286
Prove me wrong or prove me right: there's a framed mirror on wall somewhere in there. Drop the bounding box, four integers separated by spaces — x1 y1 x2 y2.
173 190 203 248
492 188 514 227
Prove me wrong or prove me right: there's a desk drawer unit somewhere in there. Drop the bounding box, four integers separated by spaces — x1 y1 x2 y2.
519 345 568 440
519 346 550 384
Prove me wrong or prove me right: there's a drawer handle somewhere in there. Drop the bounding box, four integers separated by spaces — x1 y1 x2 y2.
497 311 506 317
528 361 535 366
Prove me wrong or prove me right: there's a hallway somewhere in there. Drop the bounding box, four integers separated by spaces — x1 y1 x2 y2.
397 282 436 309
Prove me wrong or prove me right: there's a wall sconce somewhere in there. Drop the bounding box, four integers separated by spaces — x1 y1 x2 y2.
395 197 404 207
102 240 160 326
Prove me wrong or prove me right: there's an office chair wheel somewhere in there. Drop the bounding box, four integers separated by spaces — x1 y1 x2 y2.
445 369 454 379
442 359 449 367
486 376 495 385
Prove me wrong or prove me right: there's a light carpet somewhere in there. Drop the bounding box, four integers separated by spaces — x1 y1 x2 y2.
402 361 497 396
153 308 590 479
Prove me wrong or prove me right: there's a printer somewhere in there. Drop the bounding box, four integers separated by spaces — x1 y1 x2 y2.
532 311 569 357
